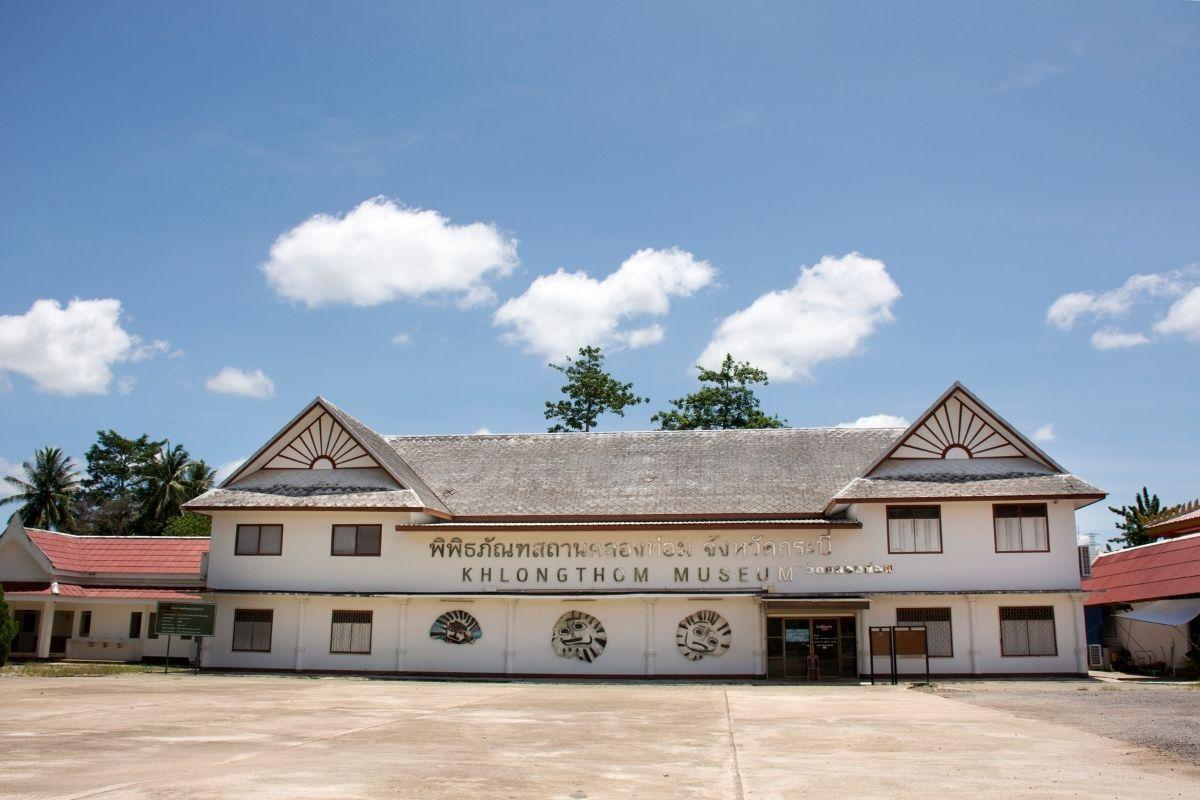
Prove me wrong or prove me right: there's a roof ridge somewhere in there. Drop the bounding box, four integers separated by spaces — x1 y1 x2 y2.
26 529 209 541
1093 527 1200 557
386 427 907 440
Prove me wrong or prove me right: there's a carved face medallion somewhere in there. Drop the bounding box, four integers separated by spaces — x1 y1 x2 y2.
676 610 732 661
430 610 483 645
551 610 607 662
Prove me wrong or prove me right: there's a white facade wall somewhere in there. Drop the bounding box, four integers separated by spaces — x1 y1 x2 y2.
200 499 1087 677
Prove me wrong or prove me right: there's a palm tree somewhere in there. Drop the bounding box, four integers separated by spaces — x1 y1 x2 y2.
137 443 193 529
0 447 81 531
182 460 216 499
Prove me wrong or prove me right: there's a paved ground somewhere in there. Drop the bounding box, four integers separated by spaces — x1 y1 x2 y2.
3 674 1200 800
930 679 1200 765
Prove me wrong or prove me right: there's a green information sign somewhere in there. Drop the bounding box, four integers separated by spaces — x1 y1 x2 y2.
155 602 216 637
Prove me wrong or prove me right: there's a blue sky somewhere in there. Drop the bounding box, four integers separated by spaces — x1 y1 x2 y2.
1 2 1197 538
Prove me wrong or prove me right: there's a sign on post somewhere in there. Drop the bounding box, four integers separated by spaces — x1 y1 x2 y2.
155 602 216 637
155 602 215 674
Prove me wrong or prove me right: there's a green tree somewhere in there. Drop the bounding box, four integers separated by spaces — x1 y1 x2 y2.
136 443 195 533
0 584 17 667
0 447 81 531
75 494 140 537
162 512 212 537
182 460 216 498
544 346 648 432
652 354 787 430
1108 487 1162 549
81 430 165 503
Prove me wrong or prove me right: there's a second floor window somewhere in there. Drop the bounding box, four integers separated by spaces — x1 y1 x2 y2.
332 524 382 556
886 506 942 553
994 504 1049 552
236 524 283 556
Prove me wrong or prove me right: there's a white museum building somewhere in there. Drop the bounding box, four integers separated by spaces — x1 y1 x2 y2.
2 382 1105 679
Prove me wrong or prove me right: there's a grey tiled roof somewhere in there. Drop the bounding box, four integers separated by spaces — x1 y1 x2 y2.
186 468 423 510
832 469 1104 502
386 427 903 517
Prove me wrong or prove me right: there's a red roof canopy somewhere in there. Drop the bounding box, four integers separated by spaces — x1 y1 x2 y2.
0 581 202 600
25 529 209 576
1083 532 1200 605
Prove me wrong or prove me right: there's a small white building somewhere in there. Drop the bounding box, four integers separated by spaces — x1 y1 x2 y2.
170 381 1102 680
0 519 208 662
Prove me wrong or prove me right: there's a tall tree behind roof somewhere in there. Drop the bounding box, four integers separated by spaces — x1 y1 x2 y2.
652 354 787 430
544 346 648 433
1107 486 1162 550
0 447 81 531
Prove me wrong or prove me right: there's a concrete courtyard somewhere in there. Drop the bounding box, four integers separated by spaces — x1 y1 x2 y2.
3 674 1199 800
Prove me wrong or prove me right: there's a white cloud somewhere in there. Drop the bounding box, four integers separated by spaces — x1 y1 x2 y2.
1154 286 1200 342
391 332 412 346
837 414 910 429
116 376 137 395
213 458 247 484
1090 329 1150 350
473 427 492 435
205 367 275 399
1046 273 1180 331
494 247 716 360
698 253 901 382
1032 423 1056 443
1047 266 1200 349
0 457 23 500
0 298 168 395
261 197 518 308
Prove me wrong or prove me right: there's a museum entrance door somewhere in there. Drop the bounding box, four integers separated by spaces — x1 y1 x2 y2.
766 616 857 680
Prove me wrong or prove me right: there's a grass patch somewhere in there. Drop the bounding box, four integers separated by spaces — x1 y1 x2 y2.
0 661 161 678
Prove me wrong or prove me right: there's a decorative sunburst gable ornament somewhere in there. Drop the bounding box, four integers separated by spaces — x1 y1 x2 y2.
891 392 1024 460
551 610 607 662
429 610 483 645
264 412 379 470
676 610 732 661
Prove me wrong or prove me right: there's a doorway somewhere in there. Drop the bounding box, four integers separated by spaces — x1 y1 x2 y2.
766 616 857 680
13 609 39 655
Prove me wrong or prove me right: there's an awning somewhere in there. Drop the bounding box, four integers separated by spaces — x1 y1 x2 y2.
1115 598 1200 627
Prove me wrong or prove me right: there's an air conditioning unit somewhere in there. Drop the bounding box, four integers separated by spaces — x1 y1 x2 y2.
1078 545 1093 578
1087 643 1103 669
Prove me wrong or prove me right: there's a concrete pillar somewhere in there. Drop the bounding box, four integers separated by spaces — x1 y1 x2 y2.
504 598 517 675
966 595 981 675
395 596 409 673
35 600 54 659
294 596 308 672
758 601 770 677
643 597 657 676
1070 594 1087 675
856 609 869 680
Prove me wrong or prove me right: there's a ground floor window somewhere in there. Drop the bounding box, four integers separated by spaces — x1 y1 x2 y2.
232 609 273 652
148 612 159 639
330 610 373 654
999 606 1057 656
129 611 143 639
79 610 92 637
896 607 953 657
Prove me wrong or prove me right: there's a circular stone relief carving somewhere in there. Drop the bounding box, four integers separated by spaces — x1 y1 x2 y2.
676 610 732 661
551 610 607 662
429 610 483 645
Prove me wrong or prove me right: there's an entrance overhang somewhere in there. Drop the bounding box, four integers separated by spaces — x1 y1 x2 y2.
761 597 871 615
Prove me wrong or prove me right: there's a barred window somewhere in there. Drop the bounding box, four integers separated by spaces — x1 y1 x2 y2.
999 606 1057 656
236 524 283 556
887 506 942 553
994 504 1049 552
232 609 273 652
896 607 953 657
330 610 373 654
331 524 382 556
